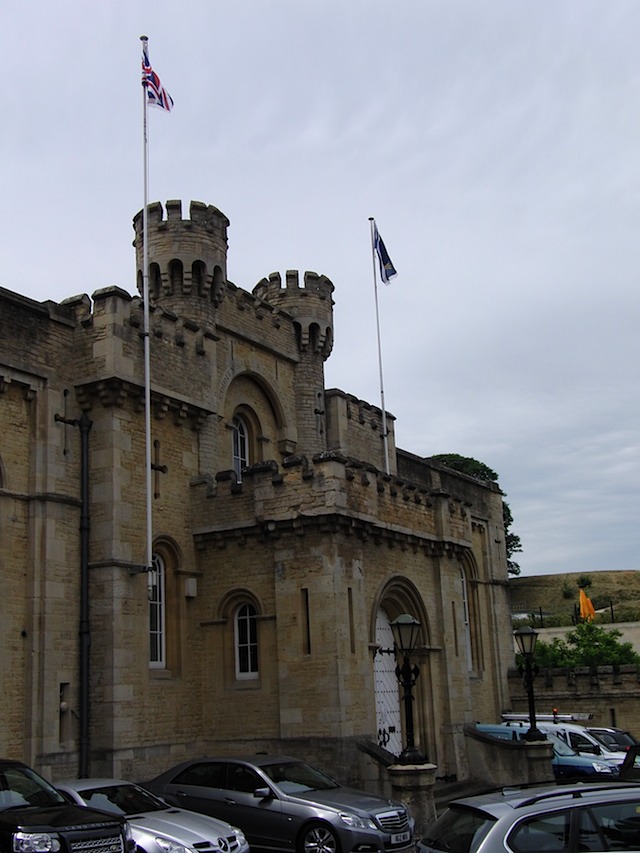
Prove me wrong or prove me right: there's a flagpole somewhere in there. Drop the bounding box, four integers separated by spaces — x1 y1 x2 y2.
141 36 153 585
369 217 390 475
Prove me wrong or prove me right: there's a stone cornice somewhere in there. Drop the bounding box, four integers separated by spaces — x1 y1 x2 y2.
75 376 212 430
193 509 471 557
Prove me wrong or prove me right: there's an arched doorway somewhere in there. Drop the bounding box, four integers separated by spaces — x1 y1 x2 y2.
374 607 402 757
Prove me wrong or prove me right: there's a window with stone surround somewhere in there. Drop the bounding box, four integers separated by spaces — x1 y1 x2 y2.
232 415 249 481
459 562 481 673
234 602 258 679
149 552 166 668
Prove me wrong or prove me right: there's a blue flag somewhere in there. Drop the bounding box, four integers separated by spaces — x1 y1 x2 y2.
374 224 397 284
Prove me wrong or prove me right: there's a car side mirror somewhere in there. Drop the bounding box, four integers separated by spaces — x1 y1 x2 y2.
254 787 273 800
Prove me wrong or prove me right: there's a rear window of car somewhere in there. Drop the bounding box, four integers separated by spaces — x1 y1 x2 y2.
508 809 571 853
419 805 495 853
587 798 640 850
507 797 640 853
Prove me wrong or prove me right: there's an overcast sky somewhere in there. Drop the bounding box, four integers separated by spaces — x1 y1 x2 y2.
1 1 638 576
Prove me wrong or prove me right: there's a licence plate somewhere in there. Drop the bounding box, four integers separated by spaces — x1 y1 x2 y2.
390 832 410 845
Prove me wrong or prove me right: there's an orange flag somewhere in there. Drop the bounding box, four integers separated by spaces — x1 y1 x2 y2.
579 588 596 621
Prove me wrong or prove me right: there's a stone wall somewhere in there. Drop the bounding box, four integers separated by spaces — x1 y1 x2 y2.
507 665 640 733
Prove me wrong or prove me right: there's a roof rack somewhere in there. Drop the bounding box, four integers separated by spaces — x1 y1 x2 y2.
501 713 593 722
510 783 637 809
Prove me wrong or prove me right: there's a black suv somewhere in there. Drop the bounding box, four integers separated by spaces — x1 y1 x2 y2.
0 759 133 853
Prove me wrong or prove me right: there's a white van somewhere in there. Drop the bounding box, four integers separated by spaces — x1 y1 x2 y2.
502 719 627 765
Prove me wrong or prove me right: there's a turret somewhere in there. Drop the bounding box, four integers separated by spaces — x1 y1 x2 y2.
254 270 334 455
253 270 334 360
133 200 229 325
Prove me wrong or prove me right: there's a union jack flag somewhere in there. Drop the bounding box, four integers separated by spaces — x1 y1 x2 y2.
142 44 174 112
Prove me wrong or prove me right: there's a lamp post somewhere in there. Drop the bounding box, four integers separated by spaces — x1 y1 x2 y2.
513 625 545 741
390 614 426 764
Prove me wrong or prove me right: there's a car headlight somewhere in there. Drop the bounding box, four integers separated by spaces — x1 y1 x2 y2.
339 813 377 831
13 833 61 853
155 838 197 853
592 762 613 773
233 829 247 847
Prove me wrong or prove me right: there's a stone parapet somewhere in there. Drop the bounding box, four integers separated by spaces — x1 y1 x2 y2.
507 665 640 732
192 452 477 551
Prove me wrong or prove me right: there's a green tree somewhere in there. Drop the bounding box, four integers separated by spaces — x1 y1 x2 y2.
531 622 640 669
430 453 522 575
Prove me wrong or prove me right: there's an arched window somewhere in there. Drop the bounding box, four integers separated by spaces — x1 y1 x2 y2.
460 567 473 671
149 553 166 668
232 416 249 481
459 563 482 673
234 603 258 680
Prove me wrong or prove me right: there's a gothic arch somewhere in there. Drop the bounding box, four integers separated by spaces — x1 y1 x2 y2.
458 551 484 674
222 370 294 467
369 575 431 647
217 587 264 621
370 575 436 764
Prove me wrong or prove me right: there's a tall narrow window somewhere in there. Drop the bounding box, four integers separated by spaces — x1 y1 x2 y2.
232 416 249 481
149 553 166 668
460 567 473 672
234 603 258 680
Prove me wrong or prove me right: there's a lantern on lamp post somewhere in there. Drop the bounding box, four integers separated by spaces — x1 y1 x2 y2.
390 614 426 764
513 625 545 741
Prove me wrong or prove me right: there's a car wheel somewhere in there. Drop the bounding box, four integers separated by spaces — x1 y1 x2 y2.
299 823 340 853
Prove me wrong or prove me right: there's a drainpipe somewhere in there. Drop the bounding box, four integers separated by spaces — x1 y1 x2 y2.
78 411 92 776
55 409 93 777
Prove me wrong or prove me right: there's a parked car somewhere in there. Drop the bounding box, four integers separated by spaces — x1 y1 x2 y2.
619 744 640 781
503 720 628 766
143 755 414 853
417 782 640 853
587 726 639 753
0 758 134 853
474 724 619 779
56 778 249 853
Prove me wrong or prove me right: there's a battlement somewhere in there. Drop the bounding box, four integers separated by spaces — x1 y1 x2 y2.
132 199 230 239
253 270 335 304
191 452 477 553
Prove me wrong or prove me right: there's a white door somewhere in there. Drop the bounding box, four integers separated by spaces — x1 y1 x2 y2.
374 608 403 756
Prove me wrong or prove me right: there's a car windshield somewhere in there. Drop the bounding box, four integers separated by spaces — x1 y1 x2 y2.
420 805 496 853
0 765 66 810
262 761 339 794
76 783 168 815
590 730 636 750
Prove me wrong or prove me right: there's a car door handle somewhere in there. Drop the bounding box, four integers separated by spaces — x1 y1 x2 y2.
224 797 237 805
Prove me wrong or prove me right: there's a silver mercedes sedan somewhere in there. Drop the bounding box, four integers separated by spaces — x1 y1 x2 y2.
56 778 250 853
143 755 414 853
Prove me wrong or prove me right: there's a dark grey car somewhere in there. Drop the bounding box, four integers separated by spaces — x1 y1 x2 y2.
143 756 414 853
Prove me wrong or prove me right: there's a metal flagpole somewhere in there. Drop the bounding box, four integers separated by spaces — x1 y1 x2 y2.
141 36 153 586
369 217 390 475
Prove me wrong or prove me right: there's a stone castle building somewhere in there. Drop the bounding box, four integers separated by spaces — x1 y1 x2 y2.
0 200 514 786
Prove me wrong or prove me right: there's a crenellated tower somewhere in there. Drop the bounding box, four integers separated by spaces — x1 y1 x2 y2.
254 270 334 455
133 200 229 326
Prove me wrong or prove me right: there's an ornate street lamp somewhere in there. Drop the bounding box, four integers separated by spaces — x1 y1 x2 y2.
390 614 426 764
513 625 545 741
